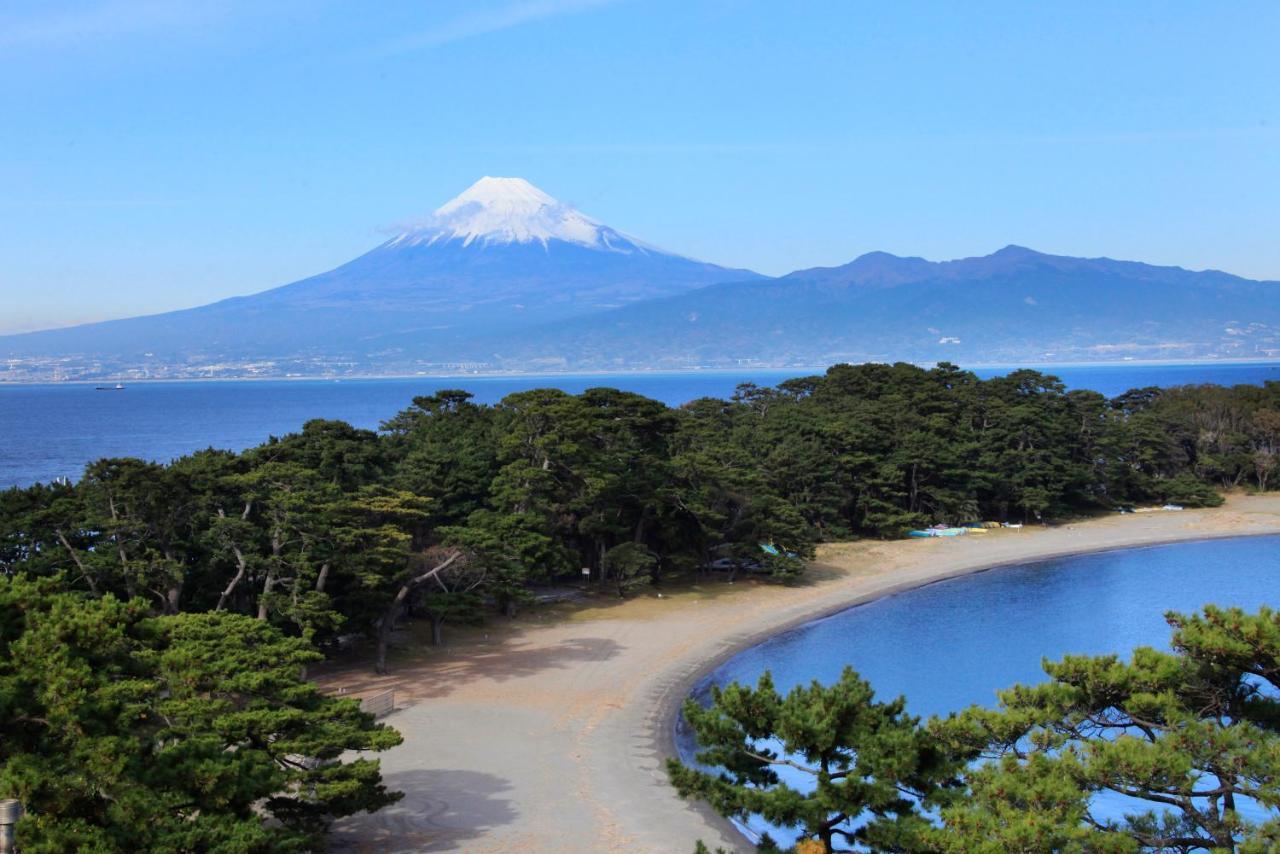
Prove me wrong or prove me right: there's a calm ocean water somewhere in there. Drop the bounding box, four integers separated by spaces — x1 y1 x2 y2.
1 361 1278 489
681 535 1280 843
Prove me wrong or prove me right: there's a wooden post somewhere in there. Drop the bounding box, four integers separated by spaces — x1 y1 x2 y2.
0 799 23 854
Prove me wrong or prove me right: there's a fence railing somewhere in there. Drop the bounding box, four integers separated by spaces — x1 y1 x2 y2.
359 689 396 718
326 686 396 719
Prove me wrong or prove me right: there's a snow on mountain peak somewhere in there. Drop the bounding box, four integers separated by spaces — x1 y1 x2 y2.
391 176 638 251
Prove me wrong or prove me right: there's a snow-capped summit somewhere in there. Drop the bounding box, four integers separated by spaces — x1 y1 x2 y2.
0 176 764 370
392 176 639 251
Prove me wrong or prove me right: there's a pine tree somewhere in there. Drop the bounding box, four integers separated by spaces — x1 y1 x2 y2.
668 668 959 852
0 575 402 852
928 605 1280 851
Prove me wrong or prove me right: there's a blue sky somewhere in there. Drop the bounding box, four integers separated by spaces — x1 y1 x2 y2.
1 0 1278 334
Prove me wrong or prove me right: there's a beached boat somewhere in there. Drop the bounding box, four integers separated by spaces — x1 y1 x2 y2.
908 527 969 538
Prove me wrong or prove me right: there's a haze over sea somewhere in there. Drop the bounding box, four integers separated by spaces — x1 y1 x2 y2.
3 361 1278 490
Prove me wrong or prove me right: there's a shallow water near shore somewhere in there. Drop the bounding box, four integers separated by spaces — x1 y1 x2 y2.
680 535 1280 844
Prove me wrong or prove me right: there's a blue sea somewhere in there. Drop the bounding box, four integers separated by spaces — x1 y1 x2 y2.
681 535 1280 845
1 361 1278 489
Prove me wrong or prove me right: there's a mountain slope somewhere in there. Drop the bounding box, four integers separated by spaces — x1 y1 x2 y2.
469 246 1280 368
0 177 761 375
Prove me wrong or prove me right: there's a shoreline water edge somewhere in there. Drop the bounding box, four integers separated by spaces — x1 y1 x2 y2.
659 524 1280 848
325 495 1280 852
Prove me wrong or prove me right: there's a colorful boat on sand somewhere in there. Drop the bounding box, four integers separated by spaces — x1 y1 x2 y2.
908 527 969 538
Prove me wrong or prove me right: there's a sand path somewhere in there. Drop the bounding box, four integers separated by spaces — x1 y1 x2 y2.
326 495 1280 852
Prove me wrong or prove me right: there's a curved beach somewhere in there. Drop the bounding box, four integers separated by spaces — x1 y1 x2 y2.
327 494 1280 853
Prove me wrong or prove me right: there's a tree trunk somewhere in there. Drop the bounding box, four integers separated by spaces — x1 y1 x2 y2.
166 582 182 615
56 529 98 596
106 494 137 597
257 565 277 620
430 613 445 647
258 525 283 621
215 534 249 612
376 618 392 675
374 551 462 674
214 507 251 611
164 549 183 615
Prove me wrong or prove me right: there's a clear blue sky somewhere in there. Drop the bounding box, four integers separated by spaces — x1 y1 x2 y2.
2 0 1278 334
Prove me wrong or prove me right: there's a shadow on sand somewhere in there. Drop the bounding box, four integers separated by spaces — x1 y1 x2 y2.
330 769 517 852
322 633 624 700
314 568 837 703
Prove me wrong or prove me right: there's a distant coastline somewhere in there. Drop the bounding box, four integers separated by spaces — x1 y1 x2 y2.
7 243 1279 382
3 356 1280 387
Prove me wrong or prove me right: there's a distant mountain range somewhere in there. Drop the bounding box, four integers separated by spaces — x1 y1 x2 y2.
2 178 1278 381
479 244 1280 369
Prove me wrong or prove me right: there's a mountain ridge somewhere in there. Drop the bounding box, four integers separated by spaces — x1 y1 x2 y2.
3 182 1278 380
0 178 763 378
782 245 1255 288
461 246 1280 370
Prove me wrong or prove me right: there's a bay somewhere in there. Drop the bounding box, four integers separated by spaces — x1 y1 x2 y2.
680 535 1280 844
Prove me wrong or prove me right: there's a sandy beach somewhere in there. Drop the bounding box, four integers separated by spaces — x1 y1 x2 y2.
325 494 1280 853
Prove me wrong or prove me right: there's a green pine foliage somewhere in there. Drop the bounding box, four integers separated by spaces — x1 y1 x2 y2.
671 605 1280 853
1 366 1276 668
1 365 1278 845
928 604 1280 851
0 575 401 853
4 365 1276 654
669 669 960 851
1 367 1275 673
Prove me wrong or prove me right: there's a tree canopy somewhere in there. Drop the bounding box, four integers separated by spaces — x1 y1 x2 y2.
670 605 1280 853
0 575 401 853
2 365 1278 846
669 668 959 851
5 366 1276 660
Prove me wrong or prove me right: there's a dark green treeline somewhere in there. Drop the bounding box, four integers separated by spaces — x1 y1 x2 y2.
2 363 1279 656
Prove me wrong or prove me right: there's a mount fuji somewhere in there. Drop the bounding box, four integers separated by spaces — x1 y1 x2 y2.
6 179 1279 381
0 177 761 376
